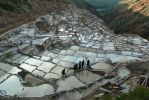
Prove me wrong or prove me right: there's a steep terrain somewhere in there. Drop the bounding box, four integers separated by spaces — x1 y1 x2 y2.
0 0 69 35
1 0 149 40
105 0 149 39
0 0 31 13
0 0 149 100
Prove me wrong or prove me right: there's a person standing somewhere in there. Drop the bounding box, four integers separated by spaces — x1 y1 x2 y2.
62 69 66 77
79 61 82 71
87 59 90 68
73 63 78 74
81 60 84 69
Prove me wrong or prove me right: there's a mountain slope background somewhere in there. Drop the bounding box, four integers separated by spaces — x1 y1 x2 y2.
0 0 31 13
0 0 70 35
74 0 149 40
0 0 149 40
104 0 149 39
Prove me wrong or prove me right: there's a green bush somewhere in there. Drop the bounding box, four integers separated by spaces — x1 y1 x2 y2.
98 87 149 100
102 94 113 100
116 87 149 100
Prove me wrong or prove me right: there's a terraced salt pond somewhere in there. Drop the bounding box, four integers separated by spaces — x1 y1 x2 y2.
0 4 149 98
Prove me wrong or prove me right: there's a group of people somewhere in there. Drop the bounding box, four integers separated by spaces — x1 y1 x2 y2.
61 59 91 77
73 59 91 74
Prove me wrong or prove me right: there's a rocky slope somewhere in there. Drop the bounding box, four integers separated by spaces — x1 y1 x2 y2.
0 0 70 35
1 0 149 100
105 0 149 40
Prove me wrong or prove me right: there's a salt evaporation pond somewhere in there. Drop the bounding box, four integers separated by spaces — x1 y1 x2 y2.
0 75 54 97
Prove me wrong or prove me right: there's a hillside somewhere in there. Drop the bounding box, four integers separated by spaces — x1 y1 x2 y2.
0 0 149 99
105 0 149 39
0 0 69 35
0 0 31 13
1 0 149 40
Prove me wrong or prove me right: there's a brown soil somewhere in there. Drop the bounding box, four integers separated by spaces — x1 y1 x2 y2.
0 0 69 35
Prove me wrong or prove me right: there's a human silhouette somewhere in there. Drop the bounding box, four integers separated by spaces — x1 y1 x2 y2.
81 60 84 69
62 69 66 77
87 59 90 68
18 71 27 80
79 61 82 71
73 64 78 74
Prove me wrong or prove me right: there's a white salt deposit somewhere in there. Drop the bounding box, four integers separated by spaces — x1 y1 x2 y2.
117 67 131 78
112 56 129 63
20 84 54 97
76 70 101 84
20 63 36 72
38 62 55 73
51 66 67 75
91 63 113 73
70 46 80 51
63 56 77 63
79 34 88 43
44 73 61 79
1 6 149 98
0 62 21 74
24 58 43 66
0 75 54 97
57 76 85 92
0 75 23 96
122 51 132 56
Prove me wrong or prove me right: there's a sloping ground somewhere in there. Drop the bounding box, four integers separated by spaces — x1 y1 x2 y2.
104 0 149 40
1 0 149 99
0 0 31 13
0 0 69 35
0 3 149 99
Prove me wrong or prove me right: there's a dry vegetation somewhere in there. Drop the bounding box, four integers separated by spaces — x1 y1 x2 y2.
105 0 149 40
0 0 68 35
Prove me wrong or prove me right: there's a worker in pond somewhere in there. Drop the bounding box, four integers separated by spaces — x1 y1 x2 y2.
62 69 66 77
